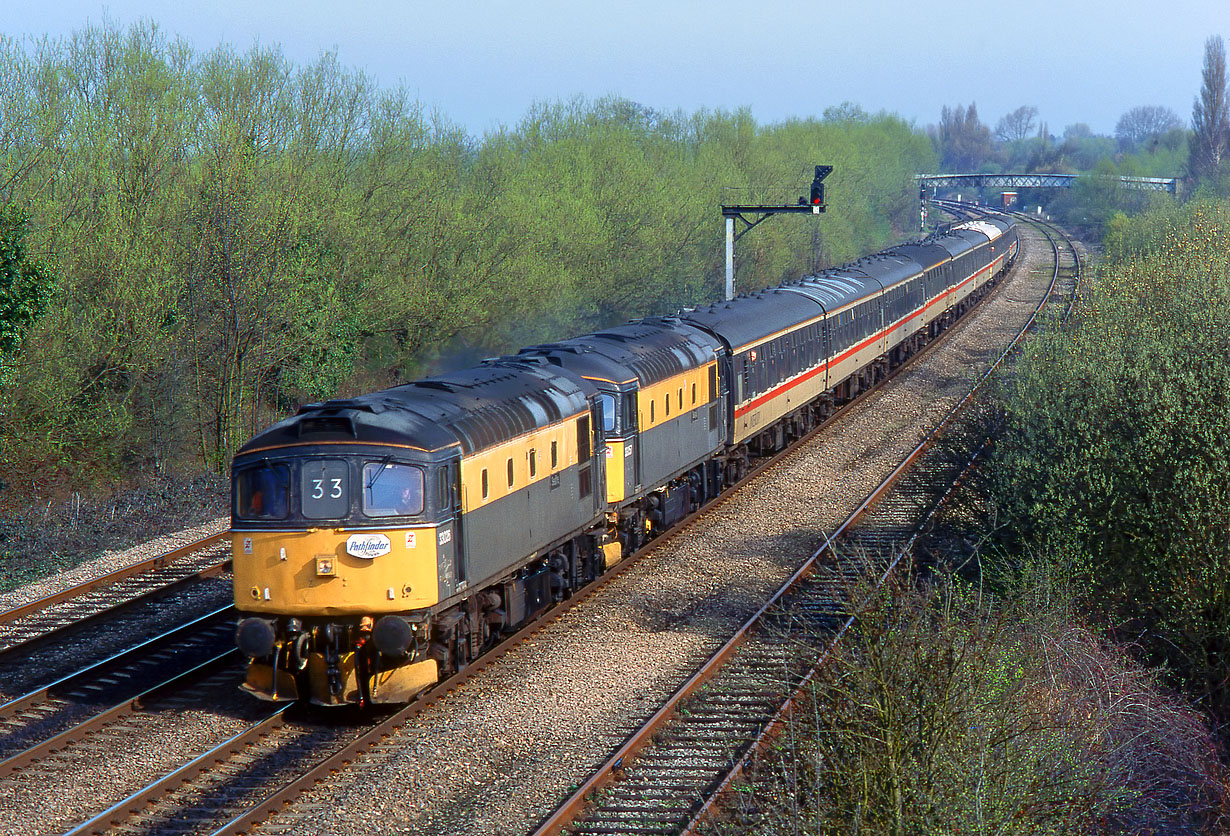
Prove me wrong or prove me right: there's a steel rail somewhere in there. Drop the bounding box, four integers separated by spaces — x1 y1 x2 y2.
0 649 241 779
532 212 1078 836
61 702 294 836
0 604 235 722
0 531 229 627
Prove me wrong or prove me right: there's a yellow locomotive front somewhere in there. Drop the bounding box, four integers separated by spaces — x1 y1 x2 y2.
232 438 461 706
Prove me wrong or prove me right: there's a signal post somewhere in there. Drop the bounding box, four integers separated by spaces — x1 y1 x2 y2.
722 164 832 301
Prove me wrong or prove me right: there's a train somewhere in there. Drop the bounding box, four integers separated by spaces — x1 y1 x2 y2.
231 215 1019 706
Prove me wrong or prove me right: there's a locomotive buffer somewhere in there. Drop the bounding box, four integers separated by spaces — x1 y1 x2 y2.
722 164 832 301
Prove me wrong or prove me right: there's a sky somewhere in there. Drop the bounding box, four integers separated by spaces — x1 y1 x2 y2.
1 0 1224 139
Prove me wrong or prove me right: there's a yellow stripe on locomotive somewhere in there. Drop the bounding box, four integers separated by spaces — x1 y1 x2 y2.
232 526 442 615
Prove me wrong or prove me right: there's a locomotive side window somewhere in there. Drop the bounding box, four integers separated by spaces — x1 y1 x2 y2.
482 469 490 499
577 415 591 460
551 441 558 469
301 459 348 519
529 449 537 478
437 469 451 509
362 462 424 516
623 393 638 430
507 458 515 488
237 464 290 520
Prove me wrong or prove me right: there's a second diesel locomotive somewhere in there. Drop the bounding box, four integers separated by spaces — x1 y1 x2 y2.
231 216 1019 706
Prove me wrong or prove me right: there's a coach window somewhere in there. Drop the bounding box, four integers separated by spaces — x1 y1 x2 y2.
237 463 290 520
363 462 424 517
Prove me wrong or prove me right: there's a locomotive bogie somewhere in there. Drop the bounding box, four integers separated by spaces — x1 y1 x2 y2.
243 646 439 705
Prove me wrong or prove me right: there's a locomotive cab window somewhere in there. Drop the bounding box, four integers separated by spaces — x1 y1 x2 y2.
237 464 291 520
301 459 348 519
599 394 617 434
362 462 424 517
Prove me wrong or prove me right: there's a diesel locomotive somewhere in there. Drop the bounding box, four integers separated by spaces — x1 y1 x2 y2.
231 216 1019 706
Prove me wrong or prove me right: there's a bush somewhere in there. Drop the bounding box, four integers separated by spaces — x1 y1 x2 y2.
986 199 1230 719
723 560 1228 835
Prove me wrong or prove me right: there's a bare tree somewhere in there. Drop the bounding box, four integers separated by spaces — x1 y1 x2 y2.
994 105 1038 143
1116 105 1182 150
1191 35 1229 180
935 103 992 171
1063 123 1094 141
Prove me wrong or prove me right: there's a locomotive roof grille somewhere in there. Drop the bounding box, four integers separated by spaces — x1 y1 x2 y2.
296 415 358 438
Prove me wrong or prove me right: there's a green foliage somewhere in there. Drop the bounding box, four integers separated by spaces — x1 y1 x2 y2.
729 562 1228 835
987 198 1230 719
0 204 52 355
0 22 935 491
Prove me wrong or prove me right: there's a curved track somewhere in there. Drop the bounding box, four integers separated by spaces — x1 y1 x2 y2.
0 211 1081 836
531 210 1083 836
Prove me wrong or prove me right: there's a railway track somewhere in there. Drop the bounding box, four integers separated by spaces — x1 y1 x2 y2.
0 213 1078 836
530 210 1082 836
18 225 1026 836
0 532 230 661
0 607 237 772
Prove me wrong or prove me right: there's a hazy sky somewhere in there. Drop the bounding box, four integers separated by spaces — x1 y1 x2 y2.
2 0 1224 138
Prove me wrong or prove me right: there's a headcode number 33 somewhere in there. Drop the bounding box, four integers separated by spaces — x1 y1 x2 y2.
311 478 343 500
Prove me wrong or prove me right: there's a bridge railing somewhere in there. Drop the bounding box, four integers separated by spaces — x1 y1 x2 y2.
916 173 1178 193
